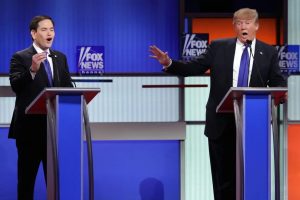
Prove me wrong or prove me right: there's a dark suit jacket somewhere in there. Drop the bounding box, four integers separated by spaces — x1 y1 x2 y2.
166 38 287 139
9 45 73 141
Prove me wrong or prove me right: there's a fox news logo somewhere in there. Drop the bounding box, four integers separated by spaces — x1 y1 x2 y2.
77 46 104 75
182 33 208 60
276 45 300 74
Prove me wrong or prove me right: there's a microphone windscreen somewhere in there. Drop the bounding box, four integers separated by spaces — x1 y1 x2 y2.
49 54 56 58
246 40 252 45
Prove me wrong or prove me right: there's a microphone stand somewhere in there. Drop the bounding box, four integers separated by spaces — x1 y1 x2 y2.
246 40 265 87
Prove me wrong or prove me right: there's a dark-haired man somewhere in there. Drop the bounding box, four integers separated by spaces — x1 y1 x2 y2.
9 15 73 199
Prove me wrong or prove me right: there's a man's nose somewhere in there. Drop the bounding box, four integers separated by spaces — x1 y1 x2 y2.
241 23 246 29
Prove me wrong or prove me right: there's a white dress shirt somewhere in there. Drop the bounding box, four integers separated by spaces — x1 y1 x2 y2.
30 43 54 79
232 39 256 87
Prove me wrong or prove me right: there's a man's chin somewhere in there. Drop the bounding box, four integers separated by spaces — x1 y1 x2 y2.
43 43 52 49
238 37 247 44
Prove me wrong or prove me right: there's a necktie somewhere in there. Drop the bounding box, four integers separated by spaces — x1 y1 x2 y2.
43 52 53 87
237 44 250 87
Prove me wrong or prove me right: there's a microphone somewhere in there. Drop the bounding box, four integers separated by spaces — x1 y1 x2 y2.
246 40 265 87
48 52 75 87
246 39 252 46
48 54 57 58
48 53 60 86
246 40 252 58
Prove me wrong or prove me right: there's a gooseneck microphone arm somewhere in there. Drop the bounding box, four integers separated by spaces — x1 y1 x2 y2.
246 40 265 87
49 53 76 87
48 53 60 86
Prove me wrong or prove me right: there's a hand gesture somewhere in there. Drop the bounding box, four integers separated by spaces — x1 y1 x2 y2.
31 52 47 72
149 45 171 66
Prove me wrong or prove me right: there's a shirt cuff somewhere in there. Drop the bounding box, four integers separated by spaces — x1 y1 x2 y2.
29 67 37 79
162 59 172 70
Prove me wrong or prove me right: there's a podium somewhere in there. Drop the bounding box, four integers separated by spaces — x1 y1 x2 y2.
217 87 287 200
26 88 100 200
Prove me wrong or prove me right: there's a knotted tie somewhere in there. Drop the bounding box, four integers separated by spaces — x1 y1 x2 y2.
43 52 53 87
237 44 250 87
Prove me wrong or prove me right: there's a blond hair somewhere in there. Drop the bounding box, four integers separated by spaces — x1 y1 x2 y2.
233 8 258 24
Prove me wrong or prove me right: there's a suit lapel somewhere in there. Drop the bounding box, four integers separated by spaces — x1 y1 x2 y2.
50 50 59 87
249 40 263 86
224 39 236 86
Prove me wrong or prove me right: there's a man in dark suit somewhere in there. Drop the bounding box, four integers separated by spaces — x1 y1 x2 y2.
149 8 286 200
9 15 73 200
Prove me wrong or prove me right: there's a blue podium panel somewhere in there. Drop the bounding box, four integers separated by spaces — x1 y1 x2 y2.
57 95 83 200
83 140 181 200
244 95 271 200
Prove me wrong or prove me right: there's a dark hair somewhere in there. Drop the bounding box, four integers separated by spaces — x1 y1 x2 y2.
29 15 55 32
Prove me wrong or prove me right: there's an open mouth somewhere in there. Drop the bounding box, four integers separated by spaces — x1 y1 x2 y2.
242 32 248 36
46 38 52 42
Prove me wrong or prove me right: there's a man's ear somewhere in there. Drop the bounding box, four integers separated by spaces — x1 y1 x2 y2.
30 30 36 40
255 23 259 31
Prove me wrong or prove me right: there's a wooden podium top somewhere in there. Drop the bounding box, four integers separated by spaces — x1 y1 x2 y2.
26 87 101 114
216 87 288 113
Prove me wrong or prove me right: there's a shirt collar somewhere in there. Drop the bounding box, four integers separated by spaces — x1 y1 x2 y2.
32 42 50 54
236 38 256 49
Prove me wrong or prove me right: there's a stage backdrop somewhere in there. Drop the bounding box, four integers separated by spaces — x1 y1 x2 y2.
0 0 179 74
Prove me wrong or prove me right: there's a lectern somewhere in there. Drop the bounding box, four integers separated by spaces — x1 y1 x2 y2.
217 87 287 200
26 88 100 200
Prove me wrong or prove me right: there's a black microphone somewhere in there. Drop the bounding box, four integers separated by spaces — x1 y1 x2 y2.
246 39 252 46
246 40 253 59
49 53 75 87
48 54 57 58
48 53 60 86
246 40 265 87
